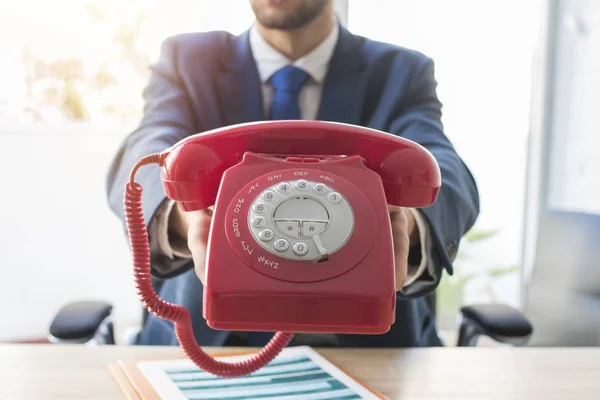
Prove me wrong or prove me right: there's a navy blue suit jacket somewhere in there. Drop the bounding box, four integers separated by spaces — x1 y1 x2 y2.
107 24 479 347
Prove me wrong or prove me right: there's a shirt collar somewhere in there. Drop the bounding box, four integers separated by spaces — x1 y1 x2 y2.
249 19 340 84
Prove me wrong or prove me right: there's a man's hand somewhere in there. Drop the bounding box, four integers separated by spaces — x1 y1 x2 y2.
187 208 214 283
388 205 418 290
174 203 417 290
169 204 212 282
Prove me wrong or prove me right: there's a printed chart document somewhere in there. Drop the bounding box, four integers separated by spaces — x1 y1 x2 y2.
112 346 385 399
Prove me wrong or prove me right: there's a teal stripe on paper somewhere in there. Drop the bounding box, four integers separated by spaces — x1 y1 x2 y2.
175 371 331 391
168 359 319 382
182 380 351 400
164 355 312 376
169 361 320 382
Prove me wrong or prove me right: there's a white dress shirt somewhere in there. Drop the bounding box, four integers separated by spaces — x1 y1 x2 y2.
150 20 435 287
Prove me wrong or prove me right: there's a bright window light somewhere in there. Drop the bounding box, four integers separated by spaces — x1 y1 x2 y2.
0 0 255 124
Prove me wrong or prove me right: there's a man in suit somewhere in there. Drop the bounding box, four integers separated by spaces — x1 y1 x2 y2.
107 0 479 348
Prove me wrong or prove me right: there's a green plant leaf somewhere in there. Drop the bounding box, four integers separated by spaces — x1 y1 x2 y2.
464 228 499 243
488 264 519 277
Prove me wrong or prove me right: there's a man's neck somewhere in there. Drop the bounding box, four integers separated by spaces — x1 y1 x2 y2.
256 12 334 60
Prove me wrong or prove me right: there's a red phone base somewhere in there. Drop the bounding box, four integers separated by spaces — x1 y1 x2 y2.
203 152 396 335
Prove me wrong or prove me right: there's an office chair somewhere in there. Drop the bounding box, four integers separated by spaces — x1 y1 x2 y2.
48 290 532 347
425 293 533 346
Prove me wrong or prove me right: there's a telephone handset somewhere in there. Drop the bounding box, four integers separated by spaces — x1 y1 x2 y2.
125 120 440 377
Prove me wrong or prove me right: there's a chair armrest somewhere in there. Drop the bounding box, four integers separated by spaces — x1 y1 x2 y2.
48 301 115 344
457 304 533 346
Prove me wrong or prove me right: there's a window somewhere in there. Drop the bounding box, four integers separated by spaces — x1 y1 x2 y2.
0 0 256 125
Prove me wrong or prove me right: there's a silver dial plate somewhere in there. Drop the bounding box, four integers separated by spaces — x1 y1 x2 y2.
247 179 355 261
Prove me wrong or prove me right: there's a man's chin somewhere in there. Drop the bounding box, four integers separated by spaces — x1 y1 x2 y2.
252 0 328 30
266 0 297 6
258 17 311 30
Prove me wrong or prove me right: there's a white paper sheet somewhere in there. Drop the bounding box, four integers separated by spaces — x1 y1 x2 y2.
136 346 380 400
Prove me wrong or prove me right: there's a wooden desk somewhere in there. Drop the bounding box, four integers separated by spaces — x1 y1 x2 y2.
0 344 599 399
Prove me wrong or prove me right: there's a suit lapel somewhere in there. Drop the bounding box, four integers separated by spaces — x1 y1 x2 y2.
318 25 368 125
215 31 264 125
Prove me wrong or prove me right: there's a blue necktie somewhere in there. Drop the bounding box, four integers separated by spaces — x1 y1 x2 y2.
268 65 310 120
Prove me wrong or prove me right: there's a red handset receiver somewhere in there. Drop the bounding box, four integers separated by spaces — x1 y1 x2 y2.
125 120 440 377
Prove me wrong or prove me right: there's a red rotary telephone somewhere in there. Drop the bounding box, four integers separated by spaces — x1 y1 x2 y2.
124 120 440 377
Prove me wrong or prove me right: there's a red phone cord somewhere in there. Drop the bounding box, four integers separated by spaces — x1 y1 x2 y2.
123 154 294 377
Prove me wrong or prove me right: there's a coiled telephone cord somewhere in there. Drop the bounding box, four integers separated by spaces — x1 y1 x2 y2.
123 154 294 377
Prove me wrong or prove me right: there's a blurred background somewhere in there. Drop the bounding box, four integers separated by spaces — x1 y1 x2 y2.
1 0 598 346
